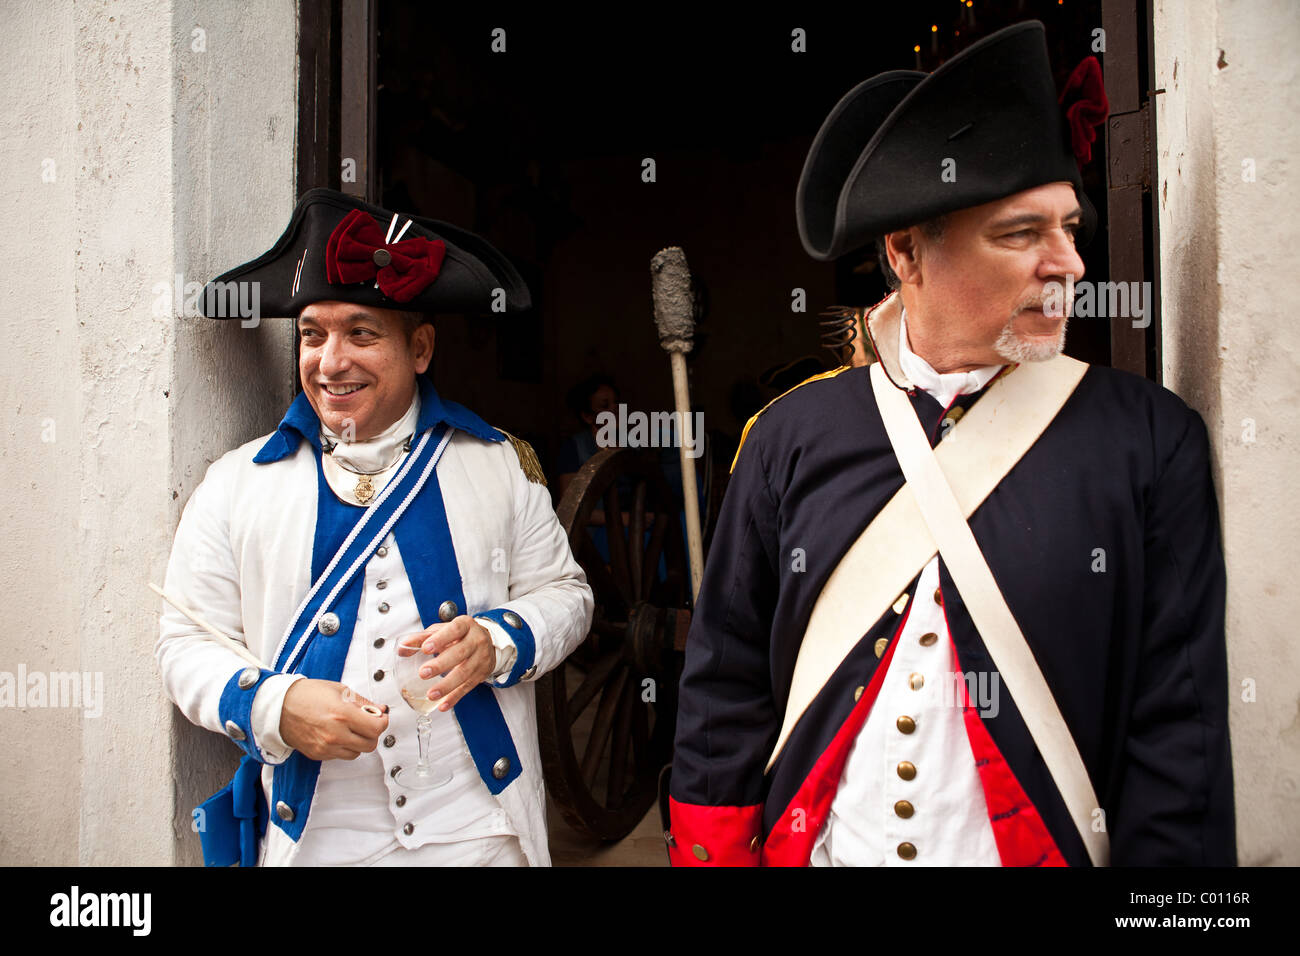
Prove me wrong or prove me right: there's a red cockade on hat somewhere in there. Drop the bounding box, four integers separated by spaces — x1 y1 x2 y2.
1058 56 1109 166
325 208 447 303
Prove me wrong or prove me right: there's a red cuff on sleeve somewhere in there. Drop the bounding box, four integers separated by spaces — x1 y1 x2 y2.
666 797 763 866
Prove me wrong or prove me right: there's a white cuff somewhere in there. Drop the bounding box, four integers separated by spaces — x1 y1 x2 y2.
250 673 307 764
478 619 518 681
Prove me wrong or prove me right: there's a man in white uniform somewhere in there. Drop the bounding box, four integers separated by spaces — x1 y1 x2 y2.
157 188 593 866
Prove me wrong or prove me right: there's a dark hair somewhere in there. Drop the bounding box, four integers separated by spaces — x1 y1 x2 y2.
874 214 949 291
397 310 434 341
566 374 617 418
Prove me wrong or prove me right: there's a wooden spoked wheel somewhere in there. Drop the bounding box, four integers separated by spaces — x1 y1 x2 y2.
538 446 690 841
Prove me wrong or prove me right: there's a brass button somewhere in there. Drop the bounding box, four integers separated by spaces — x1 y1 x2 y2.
891 592 909 615
946 405 965 423
919 632 938 647
275 801 294 822
664 831 676 848
237 666 260 690
909 672 925 691
692 844 709 862
376 580 388 590
383 734 395 748
317 612 340 635
895 800 914 819
395 795 407 808
749 835 761 853
373 248 393 267
503 610 523 630
874 638 889 659
933 587 943 605
438 600 458 622
896 715 916 734
854 685 865 702
224 720 246 742
373 637 385 648
403 821 414 835
373 669 385 682
376 546 388 558
897 761 917 781
492 757 511 779
378 602 390 614
897 841 917 860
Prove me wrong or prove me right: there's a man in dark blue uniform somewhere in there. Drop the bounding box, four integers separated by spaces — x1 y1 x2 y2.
667 21 1234 867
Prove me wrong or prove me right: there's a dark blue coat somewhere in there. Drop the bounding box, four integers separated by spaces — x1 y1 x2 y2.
669 355 1235 866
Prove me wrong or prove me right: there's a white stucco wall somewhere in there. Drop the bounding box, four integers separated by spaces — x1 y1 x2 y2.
0 0 296 865
0 1 83 867
1154 0 1300 865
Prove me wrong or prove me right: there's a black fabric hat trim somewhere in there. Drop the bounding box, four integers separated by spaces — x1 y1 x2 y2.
201 188 531 319
797 20 1098 261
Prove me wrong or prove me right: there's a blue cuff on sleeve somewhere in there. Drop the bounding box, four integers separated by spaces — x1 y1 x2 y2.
474 608 535 688
217 667 277 762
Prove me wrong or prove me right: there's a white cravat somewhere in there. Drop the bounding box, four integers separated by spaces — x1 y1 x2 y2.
809 308 1003 867
318 393 421 509
896 307 1003 406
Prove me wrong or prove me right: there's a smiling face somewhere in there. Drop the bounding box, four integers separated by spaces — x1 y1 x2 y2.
297 302 435 440
887 182 1086 373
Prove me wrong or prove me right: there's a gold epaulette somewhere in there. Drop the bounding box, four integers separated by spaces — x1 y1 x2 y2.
731 366 853 473
497 429 547 486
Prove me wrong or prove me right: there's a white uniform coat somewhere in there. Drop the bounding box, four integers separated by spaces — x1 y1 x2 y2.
157 383 593 866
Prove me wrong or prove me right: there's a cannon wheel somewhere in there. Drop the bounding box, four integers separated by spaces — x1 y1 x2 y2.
538 446 690 842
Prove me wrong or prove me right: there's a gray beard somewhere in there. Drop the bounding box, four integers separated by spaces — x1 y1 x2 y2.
993 314 1069 363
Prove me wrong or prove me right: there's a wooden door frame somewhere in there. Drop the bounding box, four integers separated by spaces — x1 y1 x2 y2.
1103 0 1162 381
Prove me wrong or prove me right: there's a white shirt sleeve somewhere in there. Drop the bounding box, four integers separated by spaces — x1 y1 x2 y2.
479 619 519 680
250 673 307 764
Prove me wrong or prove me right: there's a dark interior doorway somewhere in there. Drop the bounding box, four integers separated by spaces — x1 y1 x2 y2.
329 3 1120 488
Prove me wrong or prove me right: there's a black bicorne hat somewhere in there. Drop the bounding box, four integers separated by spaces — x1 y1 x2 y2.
797 20 1108 261
201 188 531 318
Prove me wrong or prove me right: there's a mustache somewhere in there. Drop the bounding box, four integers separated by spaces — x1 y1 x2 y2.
1017 289 1074 317
1021 277 1077 311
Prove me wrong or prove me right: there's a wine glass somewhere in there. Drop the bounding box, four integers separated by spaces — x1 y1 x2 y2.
393 632 453 789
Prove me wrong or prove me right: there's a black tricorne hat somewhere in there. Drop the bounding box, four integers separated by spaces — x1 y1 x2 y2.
201 188 531 319
797 20 1107 262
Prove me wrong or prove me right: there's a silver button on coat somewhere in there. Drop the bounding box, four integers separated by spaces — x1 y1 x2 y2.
438 600 458 622
224 720 246 742
502 611 523 630
275 801 295 822
317 612 340 635
237 667 260 690
492 757 511 780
